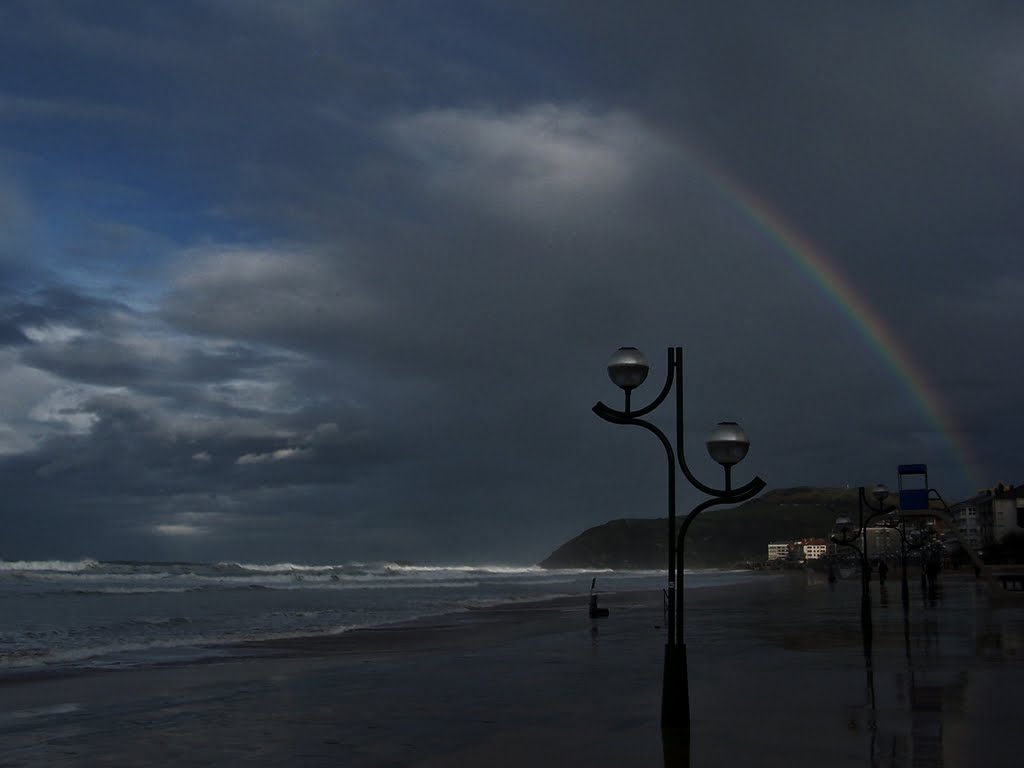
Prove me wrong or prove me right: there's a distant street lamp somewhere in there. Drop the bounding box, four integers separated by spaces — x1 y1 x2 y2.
878 510 913 613
593 346 766 737
831 484 894 659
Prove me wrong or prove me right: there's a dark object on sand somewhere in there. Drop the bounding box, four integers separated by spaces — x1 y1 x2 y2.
589 577 609 618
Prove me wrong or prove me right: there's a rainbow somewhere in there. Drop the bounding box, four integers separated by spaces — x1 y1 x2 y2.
687 153 981 491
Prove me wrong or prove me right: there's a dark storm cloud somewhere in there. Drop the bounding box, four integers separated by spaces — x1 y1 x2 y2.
0 320 28 347
23 394 394 495
0 2 1021 561
0 279 403 518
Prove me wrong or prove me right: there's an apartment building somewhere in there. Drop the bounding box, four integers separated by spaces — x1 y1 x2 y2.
802 538 828 560
952 484 1024 550
991 485 1024 542
951 496 983 552
766 539 828 562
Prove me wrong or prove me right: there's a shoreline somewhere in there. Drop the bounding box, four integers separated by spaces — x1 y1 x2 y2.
0 569 765 685
0 587 666 687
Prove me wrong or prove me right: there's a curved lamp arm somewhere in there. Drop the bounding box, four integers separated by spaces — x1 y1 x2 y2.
878 520 908 543
864 505 898 528
592 403 766 500
859 486 894 522
593 344 765 499
591 413 676 473
831 534 864 560
675 482 766 637
678 481 765 547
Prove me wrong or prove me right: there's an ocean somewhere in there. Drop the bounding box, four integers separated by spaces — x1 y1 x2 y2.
0 559 761 677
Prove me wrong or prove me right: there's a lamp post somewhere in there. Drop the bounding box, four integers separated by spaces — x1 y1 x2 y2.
830 484 894 660
879 510 912 613
593 346 765 736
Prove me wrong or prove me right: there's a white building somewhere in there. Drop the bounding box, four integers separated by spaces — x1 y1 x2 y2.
952 485 1024 549
802 540 828 560
951 497 982 552
991 486 1024 543
767 542 791 561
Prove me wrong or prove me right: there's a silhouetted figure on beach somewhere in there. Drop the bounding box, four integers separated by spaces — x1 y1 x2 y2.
878 560 888 585
588 577 609 618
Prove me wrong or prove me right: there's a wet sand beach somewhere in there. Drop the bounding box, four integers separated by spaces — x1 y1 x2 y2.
2 572 1022 767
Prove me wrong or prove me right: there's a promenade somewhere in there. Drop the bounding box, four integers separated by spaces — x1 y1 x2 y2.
1 572 1021 767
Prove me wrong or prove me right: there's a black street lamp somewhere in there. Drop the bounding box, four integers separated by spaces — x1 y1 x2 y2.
830 484 894 660
878 510 915 614
593 346 765 736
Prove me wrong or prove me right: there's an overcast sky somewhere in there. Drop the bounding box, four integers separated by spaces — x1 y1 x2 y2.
1 2 1021 564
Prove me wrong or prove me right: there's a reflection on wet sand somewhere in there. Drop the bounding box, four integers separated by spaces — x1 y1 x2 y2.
847 575 1019 768
659 571 1023 768
872 582 962 767
696 571 1022 768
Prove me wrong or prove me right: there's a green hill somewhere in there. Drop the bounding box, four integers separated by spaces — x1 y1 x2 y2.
539 486 862 569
